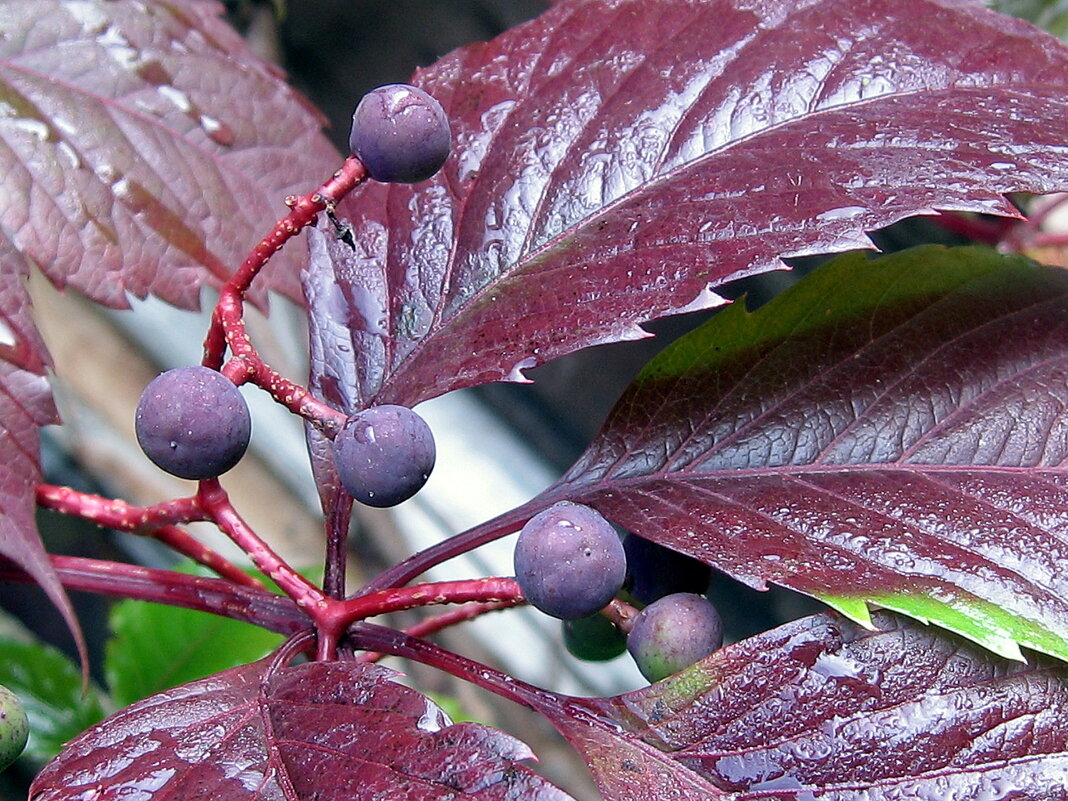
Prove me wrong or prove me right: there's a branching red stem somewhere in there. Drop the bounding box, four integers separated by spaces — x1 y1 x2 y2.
354 599 522 664
37 484 206 530
203 158 365 435
197 479 327 614
326 577 524 636
36 484 264 589
356 500 547 594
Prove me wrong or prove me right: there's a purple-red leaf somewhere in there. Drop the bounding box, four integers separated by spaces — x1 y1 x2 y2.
553 612 1068 801
0 0 337 311
543 246 1068 662
0 242 76 662
31 657 574 801
307 0 1068 412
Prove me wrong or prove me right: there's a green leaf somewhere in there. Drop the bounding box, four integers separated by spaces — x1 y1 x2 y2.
105 591 285 708
0 638 106 765
996 0 1068 38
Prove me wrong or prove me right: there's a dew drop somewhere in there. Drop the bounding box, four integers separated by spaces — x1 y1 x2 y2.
200 115 235 147
0 318 16 349
157 85 193 114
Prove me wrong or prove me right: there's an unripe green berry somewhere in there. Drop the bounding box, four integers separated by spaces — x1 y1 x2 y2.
0 684 28 771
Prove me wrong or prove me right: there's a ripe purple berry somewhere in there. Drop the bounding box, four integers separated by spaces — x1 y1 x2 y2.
513 502 626 620
623 534 711 606
333 405 436 507
627 593 724 683
135 366 251 480
349 84 451 183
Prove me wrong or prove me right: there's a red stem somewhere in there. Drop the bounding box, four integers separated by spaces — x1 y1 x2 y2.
203 158 365 434
323 491 353 600
197 480 327 614
36 484 260 587
222 356 347 435
1027 231 1068 249
325 577 524 637
1023 193 1068 229
36 484 206 530
151 526 265 589
354 599 522 664
350 622 588 722
356 501 545 594
0 555 307 635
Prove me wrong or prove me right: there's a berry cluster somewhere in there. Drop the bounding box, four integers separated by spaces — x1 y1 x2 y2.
514 501 723 682
129 83 721 686
133 85 447 508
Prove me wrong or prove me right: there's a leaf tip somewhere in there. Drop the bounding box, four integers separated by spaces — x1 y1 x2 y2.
676 285 730 316
505 356 538 383
813 593 874 629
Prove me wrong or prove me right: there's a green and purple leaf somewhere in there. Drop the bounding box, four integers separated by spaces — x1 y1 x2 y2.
354 612 1068 801
552 612 1068 801
308 0 1068 413
31 657 574 801
543 246 1068 661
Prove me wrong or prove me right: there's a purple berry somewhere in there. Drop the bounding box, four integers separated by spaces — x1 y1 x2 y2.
333 405 436 507
623 534 711 606
135 366 251 480
513 502 626 620
349 84 450 183
627 593 724 682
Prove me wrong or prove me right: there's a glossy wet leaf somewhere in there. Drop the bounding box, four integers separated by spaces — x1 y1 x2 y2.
544 246 1068 662
0 288 73 665
307 0 1068 413
0 0 336 310
31 658 574 801
552 612 1068 801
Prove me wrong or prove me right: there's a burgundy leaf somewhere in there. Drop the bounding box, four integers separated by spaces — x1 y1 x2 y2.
0 241 77 662
539 246 1068 662
0 0 337 313
0 255 73 664
554 612 1068 801
307 0 1068 411
31 657 574 801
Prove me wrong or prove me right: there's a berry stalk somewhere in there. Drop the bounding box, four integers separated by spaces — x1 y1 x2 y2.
203 158 366 434
354 600 522 664
356 499 545 595
325 577 524 636
36 485 258 587
36 484 206 530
